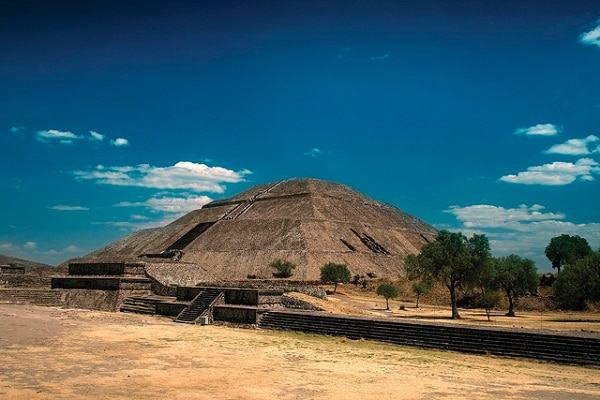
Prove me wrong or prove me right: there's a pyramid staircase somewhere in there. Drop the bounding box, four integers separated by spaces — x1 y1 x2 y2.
174 288 224 324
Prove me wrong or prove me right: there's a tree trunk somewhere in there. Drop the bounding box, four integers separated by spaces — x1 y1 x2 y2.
333 282 338 293
385 298 390 310
506 290 515 317
415 294 420 308
449 281 461 319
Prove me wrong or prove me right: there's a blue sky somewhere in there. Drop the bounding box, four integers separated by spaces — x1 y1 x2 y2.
1 1 599 270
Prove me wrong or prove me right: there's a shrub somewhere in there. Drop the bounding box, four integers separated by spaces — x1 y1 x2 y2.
270 259 296 278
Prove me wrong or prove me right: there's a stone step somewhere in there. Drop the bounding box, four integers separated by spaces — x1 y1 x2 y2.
119 295 178 315
174 289 224 323
258 311 600 366
0 289 65 305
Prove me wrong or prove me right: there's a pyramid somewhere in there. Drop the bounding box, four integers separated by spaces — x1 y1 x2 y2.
80 178 437 285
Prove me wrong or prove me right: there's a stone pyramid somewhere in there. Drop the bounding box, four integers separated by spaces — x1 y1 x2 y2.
80 178 437 285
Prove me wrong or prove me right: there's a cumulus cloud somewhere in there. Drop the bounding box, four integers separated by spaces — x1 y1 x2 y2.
110 137 129 147
36 129 82 144
445 204 566 230
0 240 82 265
63 245 80 253
116 194 213 214
23 241 37 250
89 131 105 141
0 242 17 252
92 215 179 231
370 54 390 61
514 123 560 136
543 135 599 155
580 21 600 48
46 245 81 256
304 148 322 157
73 161 251 193
130 214 150 220
34 128 129 147
444 203 600 269
500 158 600 185
48 205 90 211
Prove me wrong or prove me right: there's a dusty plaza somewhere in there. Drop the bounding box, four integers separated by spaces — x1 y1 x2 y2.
1 303 599 400
1 178 599 398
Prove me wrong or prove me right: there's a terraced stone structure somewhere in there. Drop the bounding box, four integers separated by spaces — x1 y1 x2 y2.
79 178 437 286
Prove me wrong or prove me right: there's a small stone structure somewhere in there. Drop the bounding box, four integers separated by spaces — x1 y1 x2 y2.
0 265 25 274
51 260 320 323
51 262 152 311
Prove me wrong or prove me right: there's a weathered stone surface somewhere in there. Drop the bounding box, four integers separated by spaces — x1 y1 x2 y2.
74 178 436 284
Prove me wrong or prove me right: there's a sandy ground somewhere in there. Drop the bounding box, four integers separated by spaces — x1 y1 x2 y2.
1 304 599 400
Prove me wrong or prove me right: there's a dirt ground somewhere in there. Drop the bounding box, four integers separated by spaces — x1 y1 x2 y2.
1 304 599 400
290 289 600 334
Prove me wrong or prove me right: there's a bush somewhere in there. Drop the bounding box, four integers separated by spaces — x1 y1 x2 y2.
475 291 501 321
270 259 296 278
352 274 368 289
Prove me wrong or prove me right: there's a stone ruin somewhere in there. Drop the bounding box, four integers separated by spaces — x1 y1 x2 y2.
47 178 437 323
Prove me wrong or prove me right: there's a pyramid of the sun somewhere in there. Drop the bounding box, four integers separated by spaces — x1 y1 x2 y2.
80 178 437 285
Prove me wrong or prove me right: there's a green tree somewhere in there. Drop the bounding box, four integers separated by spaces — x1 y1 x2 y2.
376 283 399 310
553 251 600 310
545 234 591 274
406 230 490 319
492 255 538 316
270 259 296 278
411 280 431 308
475 290 501 321
320 263 351 293
469 233 492 272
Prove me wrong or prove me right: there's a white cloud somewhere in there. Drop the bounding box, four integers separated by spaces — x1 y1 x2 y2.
63 245 80 253
36 129 82 144
304 148 322 157
73 161 251 193
580 21 600 48
92 214 179 231
116 194 213 213
23 241 37 250
130 214 150 220
543 135 599 155
500 158 600 185
0 242 17 252
0 240 83 265
48 205 90 211
445 204 566 230
110 137 129 147
370 54 390 61
514 123 560 136
444 203 600 270
10 126 25 133
89 131 105 141
46 245 81 256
